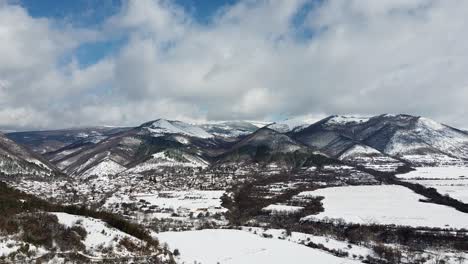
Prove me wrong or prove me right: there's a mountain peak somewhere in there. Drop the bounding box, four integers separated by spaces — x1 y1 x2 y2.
200 120 259 138
324 115 371 126
140 119 213 139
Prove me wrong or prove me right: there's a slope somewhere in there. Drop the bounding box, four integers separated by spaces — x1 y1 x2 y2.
6 127 130 154
0 133 60 177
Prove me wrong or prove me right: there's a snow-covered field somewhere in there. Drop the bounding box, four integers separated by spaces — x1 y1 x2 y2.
397 166 468 180
133 190 227 217
299 185 468 229
158 229 361 264
242 227 372 260
397 167 468 203
407 179 468 203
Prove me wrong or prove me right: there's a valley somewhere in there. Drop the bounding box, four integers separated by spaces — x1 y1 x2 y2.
1 114 468 263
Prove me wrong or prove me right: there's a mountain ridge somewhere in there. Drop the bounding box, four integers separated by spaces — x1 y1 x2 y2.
4 114 468 179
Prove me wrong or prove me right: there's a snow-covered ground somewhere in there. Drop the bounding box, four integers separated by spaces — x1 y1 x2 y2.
410 179 468 203
397 166 468 203
0 239 20 258
0 212 162 262
80 159 126 178
133 190 227 217
242 227 372 260
399 154 463 165
299 185 468 229
158 229 361 264
262 204 304 215
53 212 148 257
339 144 381 159
338 145 405 172
0 238 46 259
397 166 468 180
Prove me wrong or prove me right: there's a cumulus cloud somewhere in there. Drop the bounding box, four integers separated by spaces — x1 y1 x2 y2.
1 0 468 130
0 2 105 128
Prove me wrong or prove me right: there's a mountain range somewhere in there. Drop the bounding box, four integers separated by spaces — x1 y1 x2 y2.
3 114 468 179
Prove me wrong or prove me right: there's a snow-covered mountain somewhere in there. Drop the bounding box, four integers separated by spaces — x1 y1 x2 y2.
0 133 60 177
291 114 468 165
382 116 468 164
218 127 310 164
44 119 221 177
140 119 213 139
266 115 323 133
6 114 468 178
230 127 305 153
126 149 209 174
45 121 311 177
6 127 130 154
200 121 259 138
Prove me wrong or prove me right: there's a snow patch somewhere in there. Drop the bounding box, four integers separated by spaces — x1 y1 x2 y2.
262 204 304 214
339 145 381 159
80 159 126 178
418 117 446 130
326 115 370 125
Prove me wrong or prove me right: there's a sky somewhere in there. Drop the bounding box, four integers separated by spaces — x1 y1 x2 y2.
1 0 468 130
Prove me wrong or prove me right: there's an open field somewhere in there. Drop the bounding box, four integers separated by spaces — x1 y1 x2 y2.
299 185 468 229
158 229 361 264
397 166 468 203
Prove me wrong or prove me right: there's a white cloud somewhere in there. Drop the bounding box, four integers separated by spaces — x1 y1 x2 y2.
1 0 468 130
